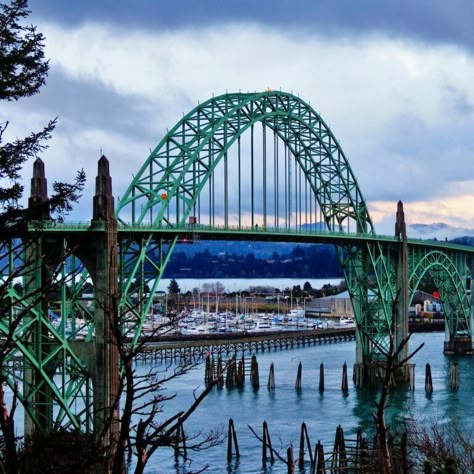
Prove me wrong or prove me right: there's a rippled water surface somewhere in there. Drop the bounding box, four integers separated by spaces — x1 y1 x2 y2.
141 332 474 473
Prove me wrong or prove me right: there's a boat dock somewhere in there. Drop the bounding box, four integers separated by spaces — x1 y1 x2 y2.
136 327 356 361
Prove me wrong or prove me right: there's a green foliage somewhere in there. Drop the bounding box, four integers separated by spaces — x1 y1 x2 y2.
167 278 180 294
0 0 85 229
0 2 86 472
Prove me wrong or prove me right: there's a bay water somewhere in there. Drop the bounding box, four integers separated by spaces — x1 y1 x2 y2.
143 331 474 473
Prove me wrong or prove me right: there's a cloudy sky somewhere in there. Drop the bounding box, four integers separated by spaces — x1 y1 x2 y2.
7 0 474 235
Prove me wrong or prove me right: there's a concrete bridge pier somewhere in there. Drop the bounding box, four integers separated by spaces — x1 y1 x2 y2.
394 201 410 379
87 156 121 466
24 158 54 435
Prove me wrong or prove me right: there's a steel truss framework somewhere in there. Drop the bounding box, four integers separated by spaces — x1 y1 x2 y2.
0 91 472 432
116 91 472 359
408 248 470 337
0 237 93 431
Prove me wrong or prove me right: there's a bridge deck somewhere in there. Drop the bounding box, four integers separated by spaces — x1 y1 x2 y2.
28 221 474 253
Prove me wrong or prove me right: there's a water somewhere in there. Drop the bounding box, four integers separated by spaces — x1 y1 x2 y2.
140 332 474 473
156 277 344 294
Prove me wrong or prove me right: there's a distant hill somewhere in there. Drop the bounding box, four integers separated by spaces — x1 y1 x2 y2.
450 236 474 246
408 222 474 241
164 240 343 278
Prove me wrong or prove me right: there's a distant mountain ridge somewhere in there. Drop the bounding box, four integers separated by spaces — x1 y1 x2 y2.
407 222 474 241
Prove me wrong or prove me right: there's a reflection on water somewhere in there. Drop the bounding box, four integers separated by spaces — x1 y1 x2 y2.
132 332 474 472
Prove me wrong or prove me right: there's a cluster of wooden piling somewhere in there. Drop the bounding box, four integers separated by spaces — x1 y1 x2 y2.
206 355 463 395
205 354 260 390
229 418 407 473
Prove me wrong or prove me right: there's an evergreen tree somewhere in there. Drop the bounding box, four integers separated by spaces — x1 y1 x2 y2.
0 0 85 231
0 2 86 470
167 278 180 295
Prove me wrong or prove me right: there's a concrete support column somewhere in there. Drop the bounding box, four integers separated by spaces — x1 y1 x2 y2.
24 159 53 435
90 156 120 465
395 201 409 368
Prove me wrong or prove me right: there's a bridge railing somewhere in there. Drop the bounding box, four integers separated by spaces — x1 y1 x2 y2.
24 220 474 253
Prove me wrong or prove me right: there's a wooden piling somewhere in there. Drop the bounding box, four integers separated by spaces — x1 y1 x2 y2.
227 418 240 462
312 441 325 474
174 420 187 460
262 420 275 467
319 362 325 393
287 445 295 474
250 354 260 390
226 356 237 389
341 362 349 394
295 361 302 390
298 422 314 470
217 357 224 389
268 362 275 391
237 357 245 389
450 361 459 391
204 354 213 386
425 363 433 393
331 424 347 470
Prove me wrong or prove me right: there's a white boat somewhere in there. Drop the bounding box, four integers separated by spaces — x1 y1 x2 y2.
335 317 356 328
287 306 305 318
181 322 217 335
251 317 277 331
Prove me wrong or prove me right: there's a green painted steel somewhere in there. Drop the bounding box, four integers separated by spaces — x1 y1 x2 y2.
409 248 470 338
1 91 473 433
0 238 93 431
117 91 372 230
114 91 469 362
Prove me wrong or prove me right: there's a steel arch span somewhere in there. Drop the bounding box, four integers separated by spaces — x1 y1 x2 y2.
409 249 471 341
116 91 399 361
2 92 474 437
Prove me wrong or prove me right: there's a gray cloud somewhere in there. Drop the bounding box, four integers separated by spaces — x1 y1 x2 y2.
8 9 474 229
30 0 474 53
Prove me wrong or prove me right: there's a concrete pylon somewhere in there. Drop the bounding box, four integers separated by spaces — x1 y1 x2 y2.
28 158 50 220
24 159 53 435
395 200 409 372
90 155 120 467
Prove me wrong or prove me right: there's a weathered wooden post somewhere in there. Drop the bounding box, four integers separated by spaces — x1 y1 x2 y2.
250 354 260 390
174 420 187 461
298 422 314 470
268 362 275 391
319 362 325 393
204 354 213 386
341 362 349 394
425 363 433 393
237 357 245 389
331 425 347 470
262 420 275 467
217 357 224 389
287 445 295 474
312 441 325 474
295 361 302 390
227 418 240 462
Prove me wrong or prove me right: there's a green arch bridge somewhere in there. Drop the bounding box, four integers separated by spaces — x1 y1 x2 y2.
2 91 474 439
